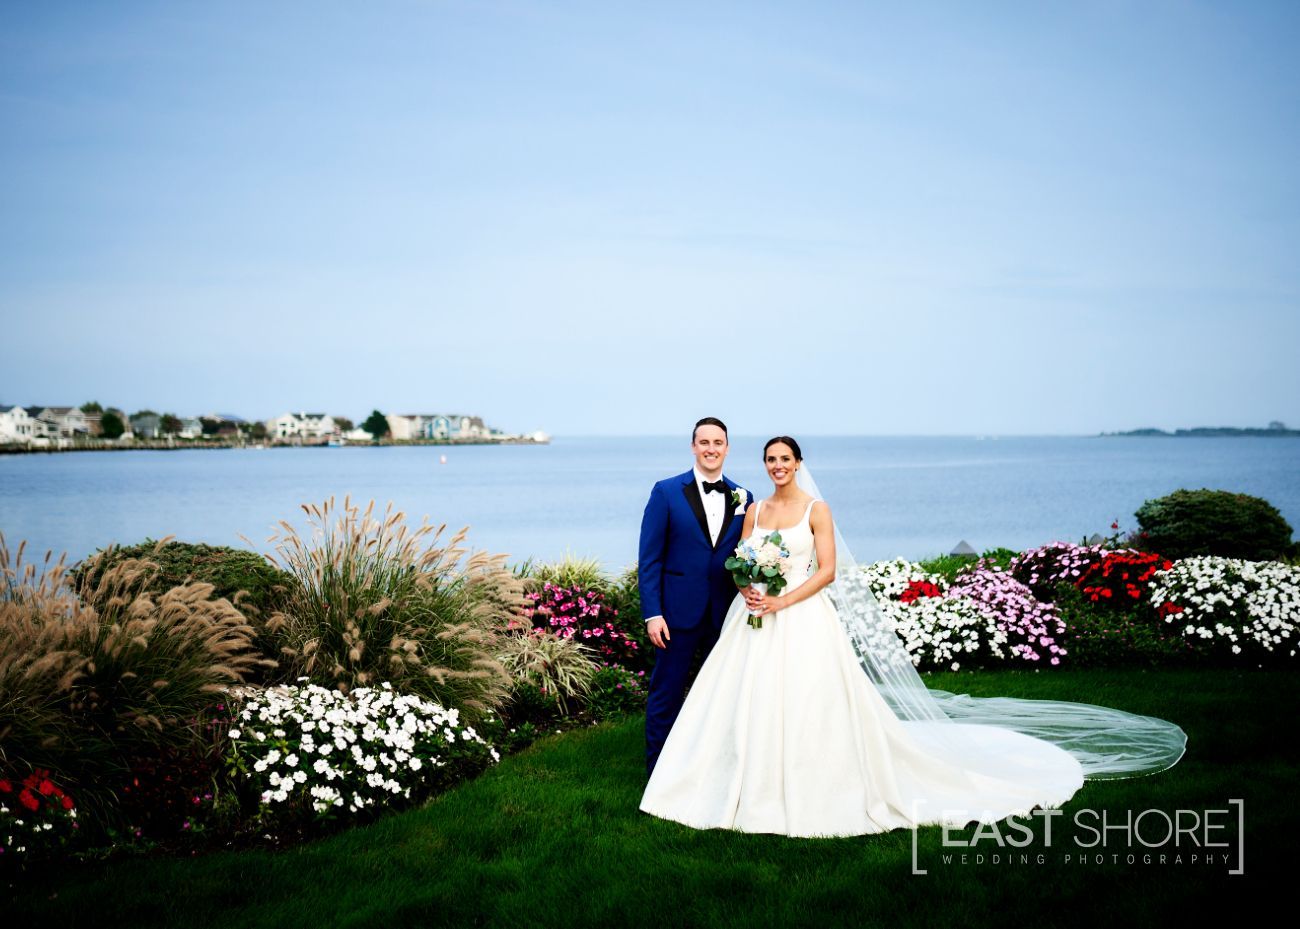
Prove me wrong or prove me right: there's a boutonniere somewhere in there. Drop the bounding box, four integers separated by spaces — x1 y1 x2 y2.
731 487 748 509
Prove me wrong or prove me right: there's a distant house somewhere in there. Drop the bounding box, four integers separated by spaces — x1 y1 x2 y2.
130 413 162 439
267 412 337 440
35 406 90 438
179 418 203 439
387 413 491 441
20 406 60 440
0 405 36 443
385 414 417 440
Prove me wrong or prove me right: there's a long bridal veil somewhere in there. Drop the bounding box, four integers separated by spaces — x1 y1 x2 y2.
796 464 1187 780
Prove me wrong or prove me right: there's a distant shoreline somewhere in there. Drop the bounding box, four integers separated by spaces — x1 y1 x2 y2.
1099 427 1300 437
0 437 549 455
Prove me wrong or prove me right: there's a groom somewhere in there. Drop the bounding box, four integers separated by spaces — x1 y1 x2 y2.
639 416 752 777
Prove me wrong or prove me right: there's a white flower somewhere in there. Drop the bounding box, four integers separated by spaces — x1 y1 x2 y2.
755 542 784 569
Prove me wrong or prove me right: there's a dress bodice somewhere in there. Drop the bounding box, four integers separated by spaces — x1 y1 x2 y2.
746 498 818 589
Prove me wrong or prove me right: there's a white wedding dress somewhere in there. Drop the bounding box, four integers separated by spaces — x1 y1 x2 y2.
638 498 1087 838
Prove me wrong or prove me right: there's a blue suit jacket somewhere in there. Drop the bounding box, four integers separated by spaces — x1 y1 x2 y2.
638 469 750 631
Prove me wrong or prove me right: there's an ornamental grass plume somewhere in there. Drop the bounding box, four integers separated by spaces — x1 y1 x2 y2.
520 552 608 592
0 534 268 830
266 497 526 720
498 630 599 714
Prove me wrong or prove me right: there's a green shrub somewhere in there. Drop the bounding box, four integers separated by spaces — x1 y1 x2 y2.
70 539 292 623
1053 585 1202 668
918 548 1019 585
603 565 653 671
267 497 525 720
583 664 648 720
495 681 563 730
1134 488 1295 561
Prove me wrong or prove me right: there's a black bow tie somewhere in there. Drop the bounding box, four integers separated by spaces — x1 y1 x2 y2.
702 479 727 495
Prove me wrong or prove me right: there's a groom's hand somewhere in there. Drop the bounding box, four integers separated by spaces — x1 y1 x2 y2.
647 617 670 649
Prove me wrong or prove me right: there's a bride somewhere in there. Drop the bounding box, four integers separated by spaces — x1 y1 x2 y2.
638 436 1187 838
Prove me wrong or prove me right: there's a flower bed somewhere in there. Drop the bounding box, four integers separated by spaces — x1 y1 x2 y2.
1 769 78 865
861 557 1066 670
226 682 500 826
1149 556 1300 662
522 582 641 667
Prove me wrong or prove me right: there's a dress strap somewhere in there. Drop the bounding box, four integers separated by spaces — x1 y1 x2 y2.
802 498 816 526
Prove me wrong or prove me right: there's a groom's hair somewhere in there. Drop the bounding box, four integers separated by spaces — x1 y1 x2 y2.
692 417 728 443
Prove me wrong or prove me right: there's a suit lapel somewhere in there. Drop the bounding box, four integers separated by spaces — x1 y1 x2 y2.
681 472 711 546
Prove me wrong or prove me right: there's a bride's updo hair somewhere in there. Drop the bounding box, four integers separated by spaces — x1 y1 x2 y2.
762 436 803 461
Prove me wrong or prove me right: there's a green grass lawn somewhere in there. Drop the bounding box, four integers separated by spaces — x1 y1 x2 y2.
8 669 1294 928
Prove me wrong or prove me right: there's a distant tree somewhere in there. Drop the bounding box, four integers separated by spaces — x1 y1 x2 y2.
160 413 183 435
100 411 125 439
80 401 103 413
131 409 159 420
362 410 389 439
200 417 222 436
1268 420 1286 431
334 416 354 432
250 422 268 440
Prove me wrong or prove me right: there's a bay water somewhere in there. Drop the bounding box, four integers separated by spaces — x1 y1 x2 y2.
1 435 1297 572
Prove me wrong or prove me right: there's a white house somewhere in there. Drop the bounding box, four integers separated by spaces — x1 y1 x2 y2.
179 418 203 439
35 406 90 438
267 412 338 440
385 414 418 440
0 405 35 443
130 413 161 439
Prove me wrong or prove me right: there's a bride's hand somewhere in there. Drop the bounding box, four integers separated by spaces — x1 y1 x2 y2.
751 593 784 616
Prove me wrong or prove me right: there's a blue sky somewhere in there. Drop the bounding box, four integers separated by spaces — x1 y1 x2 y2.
2 0 1297 436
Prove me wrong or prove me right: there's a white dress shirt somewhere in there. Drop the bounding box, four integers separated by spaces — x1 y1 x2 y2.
694 465 727 547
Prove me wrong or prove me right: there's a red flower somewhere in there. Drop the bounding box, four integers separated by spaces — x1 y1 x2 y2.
18 788 39 811
0 779 11 793
61 794 75 810
1111 521 1119 530
899 579 943 603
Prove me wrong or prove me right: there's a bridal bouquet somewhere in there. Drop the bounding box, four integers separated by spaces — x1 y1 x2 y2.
726 532 791 629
